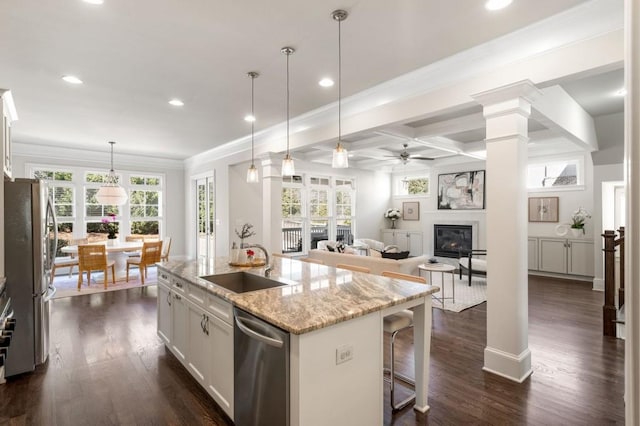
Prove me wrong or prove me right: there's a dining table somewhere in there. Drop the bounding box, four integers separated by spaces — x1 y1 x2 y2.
61 241 145 282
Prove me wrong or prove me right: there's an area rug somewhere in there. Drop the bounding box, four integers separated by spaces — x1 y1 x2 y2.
52 268 158 299
427 272 487 313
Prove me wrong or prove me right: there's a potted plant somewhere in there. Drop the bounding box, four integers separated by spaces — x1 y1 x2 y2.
384 208 401 229
101 213 118 244
570 207 591 237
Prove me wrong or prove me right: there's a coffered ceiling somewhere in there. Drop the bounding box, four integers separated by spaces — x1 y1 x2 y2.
1 0 600 161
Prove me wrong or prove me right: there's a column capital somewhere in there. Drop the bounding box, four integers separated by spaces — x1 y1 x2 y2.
471 80 542 107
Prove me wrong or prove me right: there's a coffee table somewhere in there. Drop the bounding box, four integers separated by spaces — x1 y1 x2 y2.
418 263 456 306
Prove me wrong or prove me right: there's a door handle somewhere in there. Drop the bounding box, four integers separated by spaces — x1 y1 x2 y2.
235 315 283 348
167 291 172 306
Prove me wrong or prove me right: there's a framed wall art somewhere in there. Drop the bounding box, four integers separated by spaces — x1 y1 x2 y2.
437 170 485 210
528 196 559 222
403 201 420 220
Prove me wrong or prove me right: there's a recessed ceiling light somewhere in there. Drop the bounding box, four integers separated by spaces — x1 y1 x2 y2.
319 78 334 87
168 99 184 107
485 0 513 11
83 0 104 4
244 114 256 122
615 88 627 97
62 75 83 85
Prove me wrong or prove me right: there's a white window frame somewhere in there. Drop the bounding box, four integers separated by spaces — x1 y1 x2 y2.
393 173 431 198
527 155 585 192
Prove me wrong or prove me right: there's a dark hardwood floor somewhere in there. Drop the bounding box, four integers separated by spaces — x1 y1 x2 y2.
0 276 625 425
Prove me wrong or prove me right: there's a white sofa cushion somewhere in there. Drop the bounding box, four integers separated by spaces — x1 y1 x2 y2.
354 238 385 252
458 257 487 272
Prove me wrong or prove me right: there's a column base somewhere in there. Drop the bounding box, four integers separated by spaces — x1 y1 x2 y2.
483 346 533 383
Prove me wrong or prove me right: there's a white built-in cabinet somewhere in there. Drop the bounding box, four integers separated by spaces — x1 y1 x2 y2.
157 270 234 420
381 229 423 256
0 89 16 179
530 237 594 277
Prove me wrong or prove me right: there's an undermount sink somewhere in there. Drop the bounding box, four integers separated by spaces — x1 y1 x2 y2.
200 272 286 294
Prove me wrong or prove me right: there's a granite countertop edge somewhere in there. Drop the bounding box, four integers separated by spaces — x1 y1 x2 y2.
157 258 439 335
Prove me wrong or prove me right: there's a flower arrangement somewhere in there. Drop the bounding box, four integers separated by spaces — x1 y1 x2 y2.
570 207 591 234
101 213 118 239
384 208 401 229
246 249 255 263
235 223 256 248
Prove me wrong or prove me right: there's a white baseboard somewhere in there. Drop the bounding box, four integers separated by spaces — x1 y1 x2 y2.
483 346 533 383
592 277 605 291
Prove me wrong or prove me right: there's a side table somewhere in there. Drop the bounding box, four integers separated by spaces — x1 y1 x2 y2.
418 263 456 307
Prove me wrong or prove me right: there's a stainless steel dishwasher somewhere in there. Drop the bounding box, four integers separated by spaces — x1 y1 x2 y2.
234 307 290 426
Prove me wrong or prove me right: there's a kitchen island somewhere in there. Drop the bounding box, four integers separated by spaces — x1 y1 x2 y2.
157 257 439 425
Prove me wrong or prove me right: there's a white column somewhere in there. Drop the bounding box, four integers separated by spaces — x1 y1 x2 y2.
624 0 640 423
472 81 541 382
261 153 283 254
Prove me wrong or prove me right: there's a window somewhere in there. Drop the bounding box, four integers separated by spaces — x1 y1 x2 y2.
394 175 430 196
130 175 162 239
33 168 75 252
29 164 165 245
527 158 582 189
281 175 356 253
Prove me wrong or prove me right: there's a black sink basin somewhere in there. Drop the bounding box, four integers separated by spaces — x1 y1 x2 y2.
200 272 286 294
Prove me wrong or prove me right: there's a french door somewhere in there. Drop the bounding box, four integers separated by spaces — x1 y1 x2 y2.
196 175 215 260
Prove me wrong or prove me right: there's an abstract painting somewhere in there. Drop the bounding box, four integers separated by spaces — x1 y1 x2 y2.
437 170 485 210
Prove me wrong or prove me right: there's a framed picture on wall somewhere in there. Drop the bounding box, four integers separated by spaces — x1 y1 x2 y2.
528 196 559 222
403 201 420 220
437 170 485 210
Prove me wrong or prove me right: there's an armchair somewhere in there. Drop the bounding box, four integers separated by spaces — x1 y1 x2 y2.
458 249 487 286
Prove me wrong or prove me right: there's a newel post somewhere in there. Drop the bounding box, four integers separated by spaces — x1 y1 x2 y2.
602 230 617 337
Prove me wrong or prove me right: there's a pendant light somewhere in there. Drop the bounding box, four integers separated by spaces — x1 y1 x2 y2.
331 9 349 169
246 71 260 183
96 141 128 205
281 46 296 177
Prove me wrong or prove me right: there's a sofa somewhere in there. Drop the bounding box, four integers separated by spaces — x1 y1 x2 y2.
308 249 429 276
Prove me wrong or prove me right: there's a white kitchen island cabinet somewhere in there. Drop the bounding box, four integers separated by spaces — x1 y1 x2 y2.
157 257 438 425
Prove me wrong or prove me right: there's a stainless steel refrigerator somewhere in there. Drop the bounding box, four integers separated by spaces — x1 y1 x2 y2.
4 178 57 377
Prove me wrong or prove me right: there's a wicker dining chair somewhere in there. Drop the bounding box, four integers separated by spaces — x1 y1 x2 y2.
77 244 115 289
126 241 163 284
50 237 88 284
160 237 172 262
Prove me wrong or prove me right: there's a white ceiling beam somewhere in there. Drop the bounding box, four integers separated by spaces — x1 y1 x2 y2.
413 112 486 138
531 85 598 151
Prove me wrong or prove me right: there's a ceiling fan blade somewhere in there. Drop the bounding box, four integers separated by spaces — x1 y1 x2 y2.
410 156 434 160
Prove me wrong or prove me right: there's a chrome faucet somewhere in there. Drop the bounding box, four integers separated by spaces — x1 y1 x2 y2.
248 244 272 276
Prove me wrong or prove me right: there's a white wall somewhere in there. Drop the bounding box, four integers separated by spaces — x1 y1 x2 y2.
527 152 595 239
592 163 624 291
12 144 186 257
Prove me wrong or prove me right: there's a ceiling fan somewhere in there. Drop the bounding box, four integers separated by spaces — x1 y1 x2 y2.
385 143 434 164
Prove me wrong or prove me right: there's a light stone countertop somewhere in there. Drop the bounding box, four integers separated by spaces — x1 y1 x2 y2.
157 257 439 335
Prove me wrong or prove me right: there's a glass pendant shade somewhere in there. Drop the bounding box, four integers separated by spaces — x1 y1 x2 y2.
331 10 349 169
281 47 296 177
246 71 260 183
96 141 128 205
281 154 295 176
246 164 259 183
332 143 349 168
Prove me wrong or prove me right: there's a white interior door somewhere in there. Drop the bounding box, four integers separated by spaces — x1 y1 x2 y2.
196 175 215 260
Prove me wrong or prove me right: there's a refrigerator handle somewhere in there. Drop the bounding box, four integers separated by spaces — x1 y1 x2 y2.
43 284 57 302
45 195 58 272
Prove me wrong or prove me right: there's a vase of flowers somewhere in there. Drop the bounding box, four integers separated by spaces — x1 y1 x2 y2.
570 207 591 237
235 223 256 248
101 213 119 245
246 249 255 265
384 208 401 229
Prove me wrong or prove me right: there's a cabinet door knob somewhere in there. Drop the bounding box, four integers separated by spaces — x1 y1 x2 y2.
167 291 172 306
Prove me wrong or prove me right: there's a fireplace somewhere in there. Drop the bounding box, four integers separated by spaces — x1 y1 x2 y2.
434 224 472 258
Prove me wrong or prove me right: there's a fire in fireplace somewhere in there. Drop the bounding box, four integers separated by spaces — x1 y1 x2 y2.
434 224 472 258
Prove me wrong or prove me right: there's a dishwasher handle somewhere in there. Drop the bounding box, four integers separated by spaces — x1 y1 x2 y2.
235 315 284 348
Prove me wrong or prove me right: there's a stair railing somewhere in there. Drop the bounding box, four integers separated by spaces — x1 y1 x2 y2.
602 226 624 337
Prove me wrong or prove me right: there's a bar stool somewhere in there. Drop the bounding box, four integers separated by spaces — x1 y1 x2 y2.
381 271 427 412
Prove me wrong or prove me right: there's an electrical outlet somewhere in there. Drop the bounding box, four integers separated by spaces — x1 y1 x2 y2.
336 344 353 365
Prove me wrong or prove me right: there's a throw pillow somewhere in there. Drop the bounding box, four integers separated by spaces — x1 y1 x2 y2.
381 251 410 260
326 245 335 252
369 248 382 258
335 241 346 253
